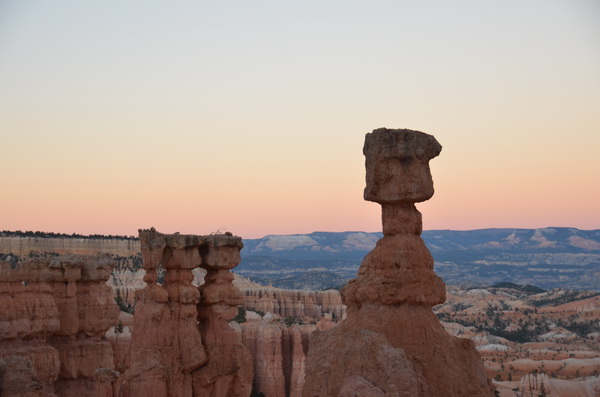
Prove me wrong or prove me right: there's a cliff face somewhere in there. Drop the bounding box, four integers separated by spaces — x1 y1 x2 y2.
0 254 120 397
241 288 346 323
303 128 494 397
0 236 140 256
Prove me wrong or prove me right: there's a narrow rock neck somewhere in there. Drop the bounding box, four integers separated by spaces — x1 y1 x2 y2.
381 203 423 236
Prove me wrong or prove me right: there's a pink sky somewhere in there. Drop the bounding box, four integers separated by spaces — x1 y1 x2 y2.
1 1 599 239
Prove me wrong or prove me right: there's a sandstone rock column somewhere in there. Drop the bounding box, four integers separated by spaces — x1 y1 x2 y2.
192 235 253 397
303 128 494 397
128 230 207 397
128 229 252 397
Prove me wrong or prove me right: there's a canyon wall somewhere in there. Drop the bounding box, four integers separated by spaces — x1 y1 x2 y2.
241 288 345 323
0 254 120 397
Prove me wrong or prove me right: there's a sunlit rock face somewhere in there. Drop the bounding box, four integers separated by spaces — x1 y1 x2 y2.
0 254 120 397
126 229 252 397
303 128 494 397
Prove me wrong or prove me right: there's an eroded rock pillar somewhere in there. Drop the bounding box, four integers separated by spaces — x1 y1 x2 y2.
193 236 253 397
128 230 207 397
128 229 252 397
303 128 494 397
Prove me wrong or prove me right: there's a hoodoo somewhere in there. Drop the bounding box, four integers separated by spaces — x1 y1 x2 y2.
127 229 252 397
303 128 494 396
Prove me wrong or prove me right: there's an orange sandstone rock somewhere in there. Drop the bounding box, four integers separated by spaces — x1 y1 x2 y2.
193 240 253 397
242 320 287 397
0 254 120 397
127 229 252 397
304 128 494 397
241 317 314 397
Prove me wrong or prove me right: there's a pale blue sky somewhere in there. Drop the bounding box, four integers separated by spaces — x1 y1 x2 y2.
1 1 599 237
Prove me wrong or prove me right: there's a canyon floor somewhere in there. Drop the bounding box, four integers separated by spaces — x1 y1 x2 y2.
435 283 600 396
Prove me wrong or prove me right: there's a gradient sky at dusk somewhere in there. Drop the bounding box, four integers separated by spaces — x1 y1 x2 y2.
1 1 599 238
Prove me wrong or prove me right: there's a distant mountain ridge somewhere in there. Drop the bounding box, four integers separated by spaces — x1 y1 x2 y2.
2 228 599 291
237 228 600 290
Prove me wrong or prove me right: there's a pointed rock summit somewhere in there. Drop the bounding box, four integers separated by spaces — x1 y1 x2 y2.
303 128 494 396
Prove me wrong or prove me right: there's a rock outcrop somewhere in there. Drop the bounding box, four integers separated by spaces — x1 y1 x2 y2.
303 128 494 396
0 254 120 397
126 229 252 397
241 288 346 323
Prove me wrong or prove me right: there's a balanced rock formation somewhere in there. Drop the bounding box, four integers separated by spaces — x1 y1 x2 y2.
126 229 252 397
303 128 494 396
0 254 120 397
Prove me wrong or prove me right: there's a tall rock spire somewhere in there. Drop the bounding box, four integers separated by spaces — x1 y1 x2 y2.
303 128 494 397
